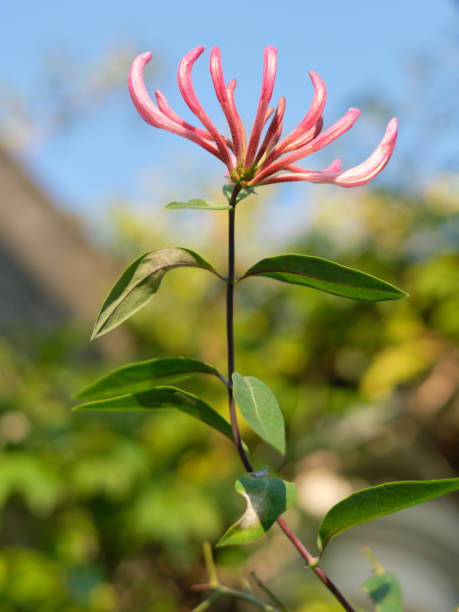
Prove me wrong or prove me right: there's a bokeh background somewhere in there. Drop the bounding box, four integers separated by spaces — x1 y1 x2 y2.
1 1 459 610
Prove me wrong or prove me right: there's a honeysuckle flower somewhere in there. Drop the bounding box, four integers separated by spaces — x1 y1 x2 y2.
129 46 397 190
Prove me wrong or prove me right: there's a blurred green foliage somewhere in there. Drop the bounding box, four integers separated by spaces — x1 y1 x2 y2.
0 176 458 610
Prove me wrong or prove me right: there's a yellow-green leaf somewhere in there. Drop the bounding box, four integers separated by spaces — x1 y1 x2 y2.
232 374 285 454
165 198 231 211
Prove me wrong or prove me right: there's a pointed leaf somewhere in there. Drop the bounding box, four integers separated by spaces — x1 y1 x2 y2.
217 470 296 547
74 357 227 400
318 478 459 552
73 386 233 441
241 254 407 302
232 373 285 454
165 198 231 211
92 248 219 339
362 572 403 612
223 184 256 204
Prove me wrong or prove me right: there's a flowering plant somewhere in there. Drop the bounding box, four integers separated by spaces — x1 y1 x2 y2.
75 47 459 611
129 46 397 188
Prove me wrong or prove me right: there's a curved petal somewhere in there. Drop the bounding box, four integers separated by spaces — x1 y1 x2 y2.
286 158 342 174
283 116 323 152
258 119 397 187
129 52 222 159
256 158 342 185
155 90 212 140
253 108 360 184
209 48 244 160
245 46 278 166
178 46 234 170
226 79 247 157
269 70 327 161
155 89 235 153
129 52 169 128
302 108 360 156
332 118 398 187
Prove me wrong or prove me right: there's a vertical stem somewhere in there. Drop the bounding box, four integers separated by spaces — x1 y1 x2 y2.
226 186 253 473
224 185 355 612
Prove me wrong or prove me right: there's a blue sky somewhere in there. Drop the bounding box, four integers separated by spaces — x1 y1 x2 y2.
1 1 458 218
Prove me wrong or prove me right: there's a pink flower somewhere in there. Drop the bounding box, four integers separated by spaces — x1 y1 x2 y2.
129 46 397 189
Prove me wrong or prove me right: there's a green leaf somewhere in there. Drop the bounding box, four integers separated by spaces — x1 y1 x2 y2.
318 477 459 552
73 386 233 441
92 248 219 339
241 254 408 302
232 373 285 454
222 184 256 204
362 572 403 612
217 470 296 547
165 198 231 211
74 357 227 400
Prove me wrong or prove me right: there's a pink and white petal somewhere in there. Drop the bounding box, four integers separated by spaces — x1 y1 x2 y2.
255 159 342 185
332 118 398 187
129 52 223 159
283 116 323 152
155 90 212 140
259 119 397 188
155 89 235 152
226 79 247 157
129 52 169 128
209 48 244 160
245 46 278 166
302 107 361 156
272 71 327 158
286 158 342 174
177 46 233 170
253 108 360 184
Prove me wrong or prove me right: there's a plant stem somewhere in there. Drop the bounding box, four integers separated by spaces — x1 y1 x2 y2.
192 591 221 611
224 188 356 612
226 186 252 472
203 541 219 587
276 517 355 612
250 571 290 612
193 585 280 611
